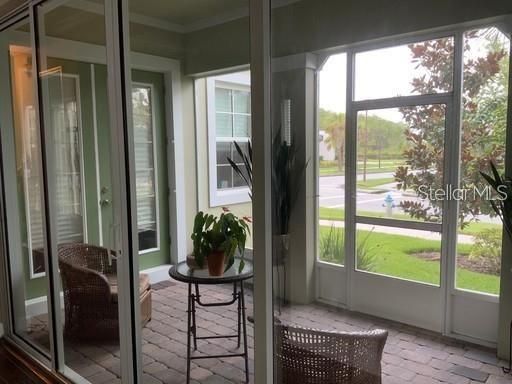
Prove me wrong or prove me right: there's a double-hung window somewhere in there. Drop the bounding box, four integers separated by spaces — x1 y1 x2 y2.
207 72 251 206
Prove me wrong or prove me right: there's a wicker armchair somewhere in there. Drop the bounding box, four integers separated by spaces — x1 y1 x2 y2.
275 324 388 384
58 243 152 340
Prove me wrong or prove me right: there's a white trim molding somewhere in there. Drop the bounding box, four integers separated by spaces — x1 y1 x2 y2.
205 72 252 207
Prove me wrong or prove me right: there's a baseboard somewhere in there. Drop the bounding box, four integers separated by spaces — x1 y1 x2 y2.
141 264 172 284
25 294 64 318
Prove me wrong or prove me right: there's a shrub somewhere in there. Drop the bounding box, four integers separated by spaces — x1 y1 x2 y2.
319 225 344 264
469 229 502 275
357 229 377 272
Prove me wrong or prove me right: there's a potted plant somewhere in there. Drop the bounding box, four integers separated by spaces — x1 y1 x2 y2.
191 210 250 276
228 128 308 308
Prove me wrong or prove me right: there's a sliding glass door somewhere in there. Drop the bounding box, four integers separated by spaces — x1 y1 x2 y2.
0 16 52 361
0 0 140 382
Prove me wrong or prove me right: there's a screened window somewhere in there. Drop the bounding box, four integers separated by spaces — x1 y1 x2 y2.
215 86 251 190
207 71 251 206
132 84 158 252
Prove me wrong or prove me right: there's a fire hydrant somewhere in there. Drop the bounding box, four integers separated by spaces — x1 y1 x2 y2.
383 193 395 217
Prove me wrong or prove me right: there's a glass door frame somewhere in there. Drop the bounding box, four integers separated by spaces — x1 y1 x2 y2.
0 0 142 382
0 9 55 368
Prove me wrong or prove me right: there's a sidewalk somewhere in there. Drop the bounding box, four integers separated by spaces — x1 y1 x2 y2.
319 219 475 244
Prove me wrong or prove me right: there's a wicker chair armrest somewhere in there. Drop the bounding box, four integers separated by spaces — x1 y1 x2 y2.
60 261 112 303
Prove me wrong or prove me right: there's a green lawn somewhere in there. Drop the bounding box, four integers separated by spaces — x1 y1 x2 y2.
356 177 395 189
319 159 404 176
319 226 500 295
319 206 411 221
319 166 343 176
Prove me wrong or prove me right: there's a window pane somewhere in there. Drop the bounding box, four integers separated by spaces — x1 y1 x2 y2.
133 86 157 252
233 169 247 188
234 114 251 137
318 53 347 265
455 27 510 296
234 90 250 113
136 171 155 197
356 105 446 224
217 165 232 189
48 76 85 247
319 225 345 264
134 142 154 170
232 141 248 163
216 112 233 137
355 37 454 100
356 224 441 285
216 142 231 165
215 87 232 112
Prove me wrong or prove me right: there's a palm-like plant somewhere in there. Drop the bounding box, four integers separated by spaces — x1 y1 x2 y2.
227 131 308 236
272 129 308 236
227 141 252 198
480 161 512 240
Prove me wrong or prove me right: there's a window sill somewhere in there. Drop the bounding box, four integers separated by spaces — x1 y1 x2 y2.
209 188 251 207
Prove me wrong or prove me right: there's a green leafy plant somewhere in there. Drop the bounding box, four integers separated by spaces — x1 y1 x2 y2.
480 161 512 240
191 210 250 272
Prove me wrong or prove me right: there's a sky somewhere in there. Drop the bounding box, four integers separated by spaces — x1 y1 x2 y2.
319 28 509 123
319 46 413 122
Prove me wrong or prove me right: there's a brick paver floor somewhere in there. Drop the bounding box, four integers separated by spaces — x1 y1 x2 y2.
28 280 512 383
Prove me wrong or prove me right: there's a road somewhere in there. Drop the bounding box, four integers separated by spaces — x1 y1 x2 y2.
318 172 500 230
319 172 419 213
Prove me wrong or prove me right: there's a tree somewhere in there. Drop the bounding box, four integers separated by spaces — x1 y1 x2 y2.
319 109 345 171
319 108 406 175
395 29 509 227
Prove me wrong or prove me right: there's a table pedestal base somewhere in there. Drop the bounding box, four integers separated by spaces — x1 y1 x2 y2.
186 281 250 383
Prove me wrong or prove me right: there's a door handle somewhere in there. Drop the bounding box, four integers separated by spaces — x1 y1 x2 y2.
99 199 111 207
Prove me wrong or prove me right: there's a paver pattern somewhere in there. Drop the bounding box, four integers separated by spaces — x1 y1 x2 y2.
27 280 512 383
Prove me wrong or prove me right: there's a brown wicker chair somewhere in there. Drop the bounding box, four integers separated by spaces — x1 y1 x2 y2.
58 243 152 340
274 324 388 384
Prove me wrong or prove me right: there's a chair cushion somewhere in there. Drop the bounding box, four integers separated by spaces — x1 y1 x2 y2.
108 273 151 303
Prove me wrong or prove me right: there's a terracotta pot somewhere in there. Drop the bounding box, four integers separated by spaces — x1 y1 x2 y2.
207 251 226 276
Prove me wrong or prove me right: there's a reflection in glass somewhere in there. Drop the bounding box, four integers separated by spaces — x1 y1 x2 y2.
0 18 51 357
36 0 123 382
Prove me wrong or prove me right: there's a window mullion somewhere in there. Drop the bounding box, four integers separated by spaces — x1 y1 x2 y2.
441 30 464 336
